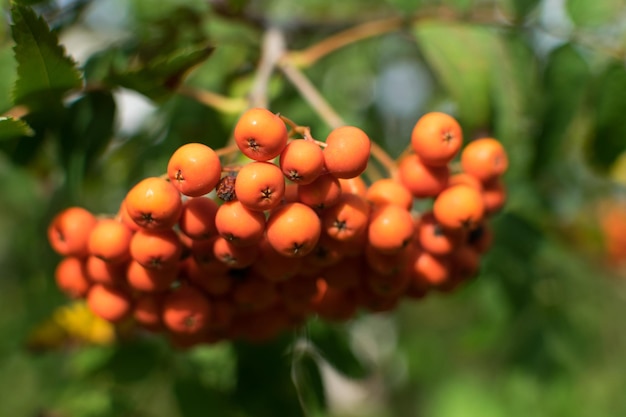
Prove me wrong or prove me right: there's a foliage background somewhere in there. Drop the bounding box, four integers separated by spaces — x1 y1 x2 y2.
1 0 626 416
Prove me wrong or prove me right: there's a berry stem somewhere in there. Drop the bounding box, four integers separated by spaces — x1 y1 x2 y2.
177 86 247 114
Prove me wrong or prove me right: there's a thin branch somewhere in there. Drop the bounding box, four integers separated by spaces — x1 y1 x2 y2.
247 27 286 109
176 86 247 114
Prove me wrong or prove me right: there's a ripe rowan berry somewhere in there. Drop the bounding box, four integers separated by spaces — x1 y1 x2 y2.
234 161 286 212
48 207 98 257
461 137 508 182
125 177 182 230
411 112 463 167
408 249 451 287
433 185 485 230
178 197 219 240
54 257 91 298
266 202 321 257
129 229 182 269
133 293 164 331
86 284 133 322
214 200 266 247
167 143 222 197
367 204 414 254
482 178 507 215
321 256 362 290
88 219 133 264
252 237 303 282
323 126 371 179
162 285 211 335
85 255 126 286
233 108 288 161
322 193 370 242
366 178 413 210
338 176 367 197
126 260 177 292
279 139 325 185
398 153 449 198
213 235 258 268
184 256 232 296
298 174 342 210
232 274 278 313
417 211 465 256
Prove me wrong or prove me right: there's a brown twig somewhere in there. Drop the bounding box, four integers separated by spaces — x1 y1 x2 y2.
177 86 247 114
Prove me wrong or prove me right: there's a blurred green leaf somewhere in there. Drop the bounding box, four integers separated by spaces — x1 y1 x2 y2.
566 0 625 26
497 0 541 21
291 346 327 417
106 44 215 102
0 45 18 113
0 117 34 140
585 63 626 172
10 4 82 110
532 44 590 176
174 374 237 417
307 320 369 379
413 21 492 133
234 337 306 417
97 339 162 383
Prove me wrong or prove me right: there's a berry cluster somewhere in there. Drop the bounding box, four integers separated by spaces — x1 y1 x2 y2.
47 108 508 346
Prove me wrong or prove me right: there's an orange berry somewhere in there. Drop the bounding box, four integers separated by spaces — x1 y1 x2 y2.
126 260 177 292
482 178 507 215
364 243 411 276
184 257 232 296
408 250 451 287
461 137 508 182
417 211 465 256
133 293 164 331
167 143 222 197
85 255 126 286
338 176 367 197
450 245 481 282
447 172 483 191
188 237 230 276
279 275 319 315
366 178 413 210
433 185 485 230
213 235 258 268
162 285 211 335
233 108 288 161
312 280 358 322
279 139 325 184
54 257 91 298
297 174 342 210
234 161 285 212
232 274 278 313
214 200 266 247
365 267 410 298
323 126 371 179
178 197 219 240
321 256 362 290
117 199 141 232
367 204 414 254
125 177 182 230
88 219 133 264
208 298 234 330
129 229 182 269
398 153 449 198
322 193 370 242
86 284 133 322
411 112 463 167
48 207 98 257
266 202 321 257
252 237 303 282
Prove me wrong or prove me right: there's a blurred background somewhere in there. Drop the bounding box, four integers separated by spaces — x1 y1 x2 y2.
2 0 626 416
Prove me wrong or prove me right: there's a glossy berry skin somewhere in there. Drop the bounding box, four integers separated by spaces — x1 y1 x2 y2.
461 138 508 182
433 185 485 230
279 139 325 185
411 112 463 167
48 207 98 257
167 143 222 197
266 202 321 257
125 177 183 231
233 108 288 161
323 126 371 179
234 161 285 212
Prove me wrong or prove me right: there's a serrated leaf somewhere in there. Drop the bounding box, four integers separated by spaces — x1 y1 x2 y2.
10 5 82 110
413 21 493 133
585 64 626 172
566 0 625 27
0 117 34 140
531 44 590 176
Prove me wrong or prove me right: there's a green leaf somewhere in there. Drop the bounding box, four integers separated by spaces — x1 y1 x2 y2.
106 44 214 101
10 5 82 110
307 320 369 379
0 117 34 140
487 34 538 179
413 21 493 133
497 0 541 21
291 346 327 416
566 0 625 26
585 63 626 172
531 44 590 176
